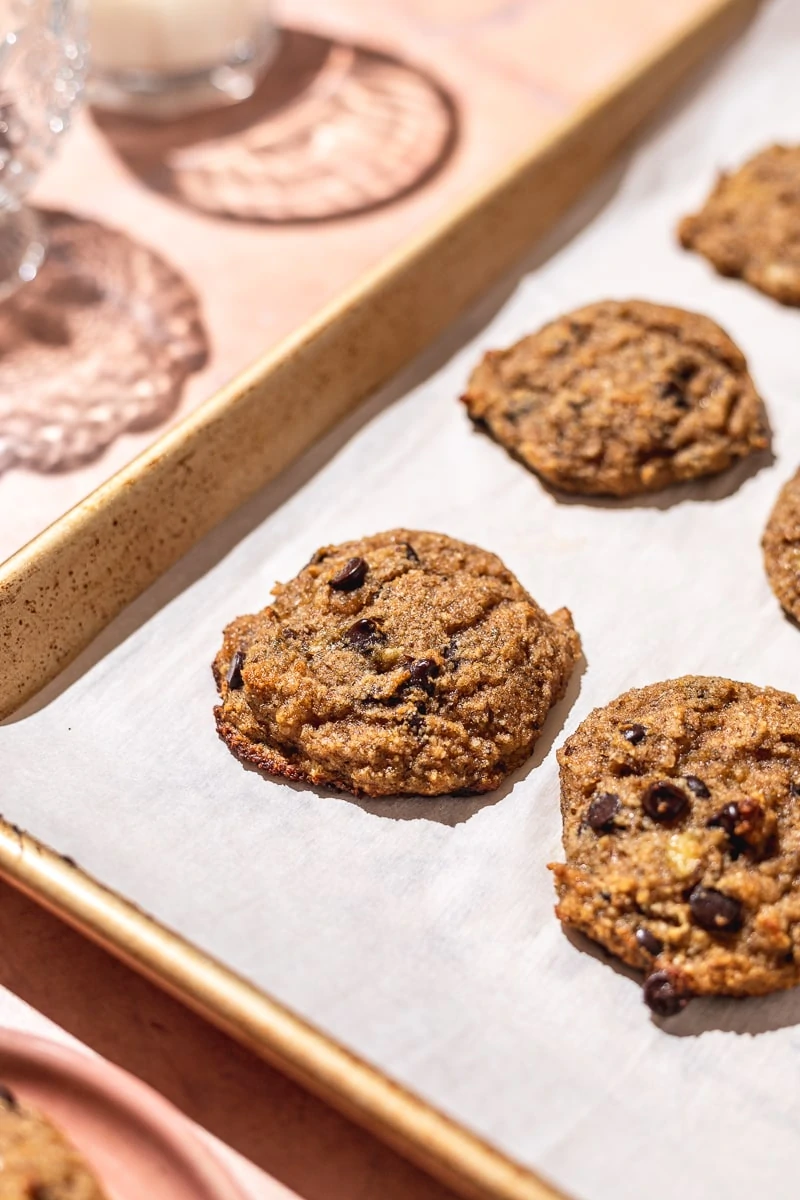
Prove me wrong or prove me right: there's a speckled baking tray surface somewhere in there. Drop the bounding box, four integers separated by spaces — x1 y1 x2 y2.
12 4 800 1200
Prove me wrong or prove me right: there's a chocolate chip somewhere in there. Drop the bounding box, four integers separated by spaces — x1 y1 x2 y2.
707 800 763 842
345 618 381 652
226 650 245 690
643 970 691 1018
675 361 699 382
585 792 620 831
636 928 663 956
689 886 743 933
658 380 688 406
791 781 800 799
622 724 646 745
642 781 689 823
403 542 420 562
0 1083 16 1108
408 658 439 694
684 775 710 798
329 557 368 591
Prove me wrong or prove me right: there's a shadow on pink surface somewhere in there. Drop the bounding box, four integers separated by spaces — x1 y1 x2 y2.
92 27 460 225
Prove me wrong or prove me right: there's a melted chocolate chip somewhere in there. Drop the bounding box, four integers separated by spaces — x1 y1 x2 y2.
226 650 246 690
636 928 663 956
408 658 440 694
658 380 689 407
622 724 646 745
643 970 691 1018
345 618 382 652
791 781 800 799
585 792 620 831
684 775 710 798
707 800 764 845
659 362 698 408
329 557 368 591
689 886 743 933
0 1083 16 1108
642 781 689 823
403 542 420 562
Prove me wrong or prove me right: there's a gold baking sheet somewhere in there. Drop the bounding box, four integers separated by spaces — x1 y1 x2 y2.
0 3 759 1199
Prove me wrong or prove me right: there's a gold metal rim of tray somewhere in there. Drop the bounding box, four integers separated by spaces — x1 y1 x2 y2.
1 2 761 1198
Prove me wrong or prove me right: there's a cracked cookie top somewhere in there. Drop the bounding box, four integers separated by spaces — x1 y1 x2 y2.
214 529 580 797
680 144 800 306
461 299 768 497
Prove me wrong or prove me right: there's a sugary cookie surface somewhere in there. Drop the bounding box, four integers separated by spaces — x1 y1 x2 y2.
680 144 800 305
0 1086 107 1199
461 299 768 497
214 529 580 797
763 466 800 622
550 676 800 1015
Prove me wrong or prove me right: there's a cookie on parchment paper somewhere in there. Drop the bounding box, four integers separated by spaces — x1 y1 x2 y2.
679 144 800 306
214 529 581 798
763 466 800 623
461 299 769 498
550 675 800 1017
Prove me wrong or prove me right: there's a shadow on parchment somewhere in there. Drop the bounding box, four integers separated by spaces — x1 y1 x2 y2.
91 27 460 225
467 418 776 513
564 928 800 1036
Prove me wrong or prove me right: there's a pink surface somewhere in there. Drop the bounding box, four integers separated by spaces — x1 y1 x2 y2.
0 878 459 1200
0 1028 248 1200
0 0 708 561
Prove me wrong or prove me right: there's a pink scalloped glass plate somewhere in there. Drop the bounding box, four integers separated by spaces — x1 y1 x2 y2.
0 1028 248 1200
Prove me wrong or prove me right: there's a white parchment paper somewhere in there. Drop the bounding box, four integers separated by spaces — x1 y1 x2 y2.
6 4 800 1196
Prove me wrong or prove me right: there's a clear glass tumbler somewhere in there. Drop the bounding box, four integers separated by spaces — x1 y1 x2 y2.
87 0 278 119
0 0 86 298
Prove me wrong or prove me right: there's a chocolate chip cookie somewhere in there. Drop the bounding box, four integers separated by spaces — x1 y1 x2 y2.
214 530 580 797
763 467 800 622
679 144 800 305
461 299 768 497
550 676 800 1016
0 1084 107 1198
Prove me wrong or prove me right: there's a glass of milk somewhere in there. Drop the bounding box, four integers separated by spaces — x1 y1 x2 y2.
88 0 277 118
